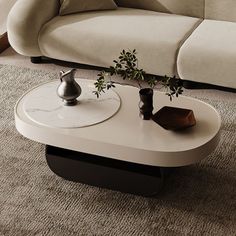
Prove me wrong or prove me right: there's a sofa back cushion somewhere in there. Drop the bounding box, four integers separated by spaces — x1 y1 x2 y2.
205 0 236 22
59 0 117 16
115 0 204 18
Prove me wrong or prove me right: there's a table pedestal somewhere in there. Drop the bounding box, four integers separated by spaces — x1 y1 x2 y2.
46 145 169 196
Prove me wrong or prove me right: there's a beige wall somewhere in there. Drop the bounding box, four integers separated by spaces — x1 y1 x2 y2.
0 0 17 35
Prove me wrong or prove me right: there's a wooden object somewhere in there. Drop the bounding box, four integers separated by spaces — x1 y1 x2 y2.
0 32 10 53
152 106 196 130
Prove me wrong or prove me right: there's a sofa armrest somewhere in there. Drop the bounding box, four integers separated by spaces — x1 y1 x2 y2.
7 0 59 56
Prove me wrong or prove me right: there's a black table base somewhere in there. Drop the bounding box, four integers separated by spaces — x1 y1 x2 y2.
45 145 170 196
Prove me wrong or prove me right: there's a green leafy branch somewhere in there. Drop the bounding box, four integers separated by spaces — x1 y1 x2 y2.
162 75 184 101
93 71 115 98
93 49 183 100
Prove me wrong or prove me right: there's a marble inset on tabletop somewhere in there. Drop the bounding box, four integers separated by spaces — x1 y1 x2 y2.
23 79 121 128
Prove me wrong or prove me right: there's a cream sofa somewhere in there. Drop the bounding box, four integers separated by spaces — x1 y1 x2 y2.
7 0 236 89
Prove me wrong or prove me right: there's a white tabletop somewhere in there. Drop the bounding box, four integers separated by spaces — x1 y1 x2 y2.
15 79 221 167
23 79 121 128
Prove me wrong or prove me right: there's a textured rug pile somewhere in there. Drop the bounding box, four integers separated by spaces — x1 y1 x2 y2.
0 64 235 235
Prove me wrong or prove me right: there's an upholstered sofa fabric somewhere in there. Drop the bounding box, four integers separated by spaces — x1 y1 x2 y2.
59 0 117 16
177 20 236 88
38 8 201 77
115 0 204 18
7 0 59 56
6 0 236 88
205 0 236 23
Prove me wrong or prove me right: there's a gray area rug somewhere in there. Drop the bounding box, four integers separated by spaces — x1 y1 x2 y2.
0 64 235 236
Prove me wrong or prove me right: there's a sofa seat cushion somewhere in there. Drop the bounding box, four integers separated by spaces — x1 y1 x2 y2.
177 20 236 88
39 8 201 76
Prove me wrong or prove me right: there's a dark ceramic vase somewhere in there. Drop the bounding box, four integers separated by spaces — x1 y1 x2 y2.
138 88 153 120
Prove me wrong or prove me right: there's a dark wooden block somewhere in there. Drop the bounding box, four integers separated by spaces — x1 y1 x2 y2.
152 106 196 130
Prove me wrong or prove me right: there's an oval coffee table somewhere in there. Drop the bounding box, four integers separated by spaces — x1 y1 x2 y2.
15 79 221 196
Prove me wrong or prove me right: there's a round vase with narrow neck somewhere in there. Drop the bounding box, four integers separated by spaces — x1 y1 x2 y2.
138 88 153 120
57 69 82 106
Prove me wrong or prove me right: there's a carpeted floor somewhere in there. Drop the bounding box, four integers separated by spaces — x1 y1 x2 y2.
0 64 236 235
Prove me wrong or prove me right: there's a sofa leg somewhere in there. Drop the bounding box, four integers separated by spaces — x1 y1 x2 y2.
31 56 42 64
183 81 195 89
182 80 206 89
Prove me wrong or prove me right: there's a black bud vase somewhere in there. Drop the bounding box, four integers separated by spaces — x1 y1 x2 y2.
138 88 153 120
